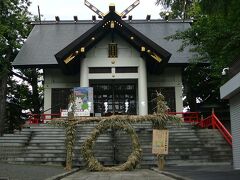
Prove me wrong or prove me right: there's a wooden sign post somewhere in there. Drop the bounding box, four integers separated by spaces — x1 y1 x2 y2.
152 129 169 170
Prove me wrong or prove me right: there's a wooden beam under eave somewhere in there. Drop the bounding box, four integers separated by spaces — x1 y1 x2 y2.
64 47 85 64
64 53 76 64
148 51 162 63
80 47 85 52
141 46 146 52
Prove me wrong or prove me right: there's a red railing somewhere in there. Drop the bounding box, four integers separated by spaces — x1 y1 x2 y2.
168 112 200 124
197 112 232 146
168 111 232 146
27 113 60 124
26 111 232 146
27 112 201 124
198 115 212 128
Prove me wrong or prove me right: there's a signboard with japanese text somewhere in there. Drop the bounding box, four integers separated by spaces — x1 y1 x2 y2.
152 129 169 155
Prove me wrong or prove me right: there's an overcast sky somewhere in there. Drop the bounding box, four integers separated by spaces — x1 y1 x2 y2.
29 0 165 20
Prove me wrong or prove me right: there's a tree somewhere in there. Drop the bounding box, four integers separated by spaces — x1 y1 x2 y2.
0 0 39 135
156 0 240 111
155 0 197 19
7 68 44 132
14 69 43 115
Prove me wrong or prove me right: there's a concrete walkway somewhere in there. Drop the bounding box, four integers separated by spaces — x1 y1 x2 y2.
1 162 240 180
0 162 66 180
61 169 175 180
165 164 240 180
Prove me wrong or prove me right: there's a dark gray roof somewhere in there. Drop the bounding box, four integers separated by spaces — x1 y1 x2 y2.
13 20 192 67
131 22 191 64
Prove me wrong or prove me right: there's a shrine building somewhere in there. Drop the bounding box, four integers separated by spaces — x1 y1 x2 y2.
13 4 192 116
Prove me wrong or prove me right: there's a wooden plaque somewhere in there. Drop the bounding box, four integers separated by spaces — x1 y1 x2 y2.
152 129 169 155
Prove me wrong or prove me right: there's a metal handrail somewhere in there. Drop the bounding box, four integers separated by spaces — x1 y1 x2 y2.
168 111 201 123
27 113 60 124
198 115 212 128
198 112 232 146
212 113 232 146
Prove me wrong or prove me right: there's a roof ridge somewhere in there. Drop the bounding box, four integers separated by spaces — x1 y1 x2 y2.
31 19 192 25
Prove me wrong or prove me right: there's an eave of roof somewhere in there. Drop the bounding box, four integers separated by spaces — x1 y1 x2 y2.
220 72 240 99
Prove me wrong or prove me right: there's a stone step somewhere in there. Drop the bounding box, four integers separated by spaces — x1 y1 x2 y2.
23 154 66 158
74 130 220 135
31 137 66 140
29 139 65 143
3 134 30 137
0 137 29 140
29 143 66 146
31 134 66 137
22 129 65 132
169 147 231 152
26 146 66 150
170 128 218 132
168 159 231 164
8 157 66 162
0 121 232 167
169 130 218 134
0 139 28 143
31 131 65 133
0 151 25 155
23 149 66 153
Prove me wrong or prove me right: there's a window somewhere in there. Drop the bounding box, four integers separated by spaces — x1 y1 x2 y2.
89 67 112 73
115 67 138 73
51 88 72 114
148 87 176 114
108 43 118 58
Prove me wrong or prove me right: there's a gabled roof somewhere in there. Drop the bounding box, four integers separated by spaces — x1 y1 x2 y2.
55 10 171 74
13 14 193 72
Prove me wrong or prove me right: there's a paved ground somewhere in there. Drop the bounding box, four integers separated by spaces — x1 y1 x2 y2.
1 162 240 180
165 165 240 180
0 162 66 180
61 169 175 180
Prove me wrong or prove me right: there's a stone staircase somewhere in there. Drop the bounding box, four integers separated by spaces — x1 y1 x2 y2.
0 122 232 167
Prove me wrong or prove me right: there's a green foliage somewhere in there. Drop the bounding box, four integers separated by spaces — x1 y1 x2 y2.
156 0 197 19
199 0 231 15
18 68 43 115
156 0 240 110
0 0 44 134
5 77 30 131
167 13 239 70
0 0 31 59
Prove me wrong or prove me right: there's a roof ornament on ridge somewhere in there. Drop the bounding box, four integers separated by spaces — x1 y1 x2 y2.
84 0 140 18
120 0 140 18
84 0 105 18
